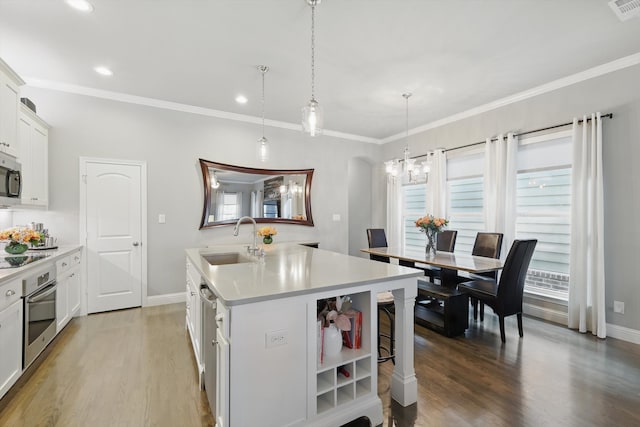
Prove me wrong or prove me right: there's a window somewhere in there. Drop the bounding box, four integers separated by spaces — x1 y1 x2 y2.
515 132 572 298
402 184 426 252
446 149 484 255
222 193 239 220
447 177 484 255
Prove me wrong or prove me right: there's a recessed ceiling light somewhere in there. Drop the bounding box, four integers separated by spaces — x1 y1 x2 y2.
94 66 113 76
66 0 94 12
235 95 248 104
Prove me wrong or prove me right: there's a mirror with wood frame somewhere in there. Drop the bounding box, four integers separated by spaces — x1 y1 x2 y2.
199 159 314 229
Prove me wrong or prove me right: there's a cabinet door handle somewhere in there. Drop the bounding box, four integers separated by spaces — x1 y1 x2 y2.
212 340 218 347
62 262 67 267
5 289 16 297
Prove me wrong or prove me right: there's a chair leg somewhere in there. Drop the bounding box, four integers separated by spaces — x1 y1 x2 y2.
479 301 485 322
517 312 523 337
499 315 506 343
377 307 382 359
472 298 478 320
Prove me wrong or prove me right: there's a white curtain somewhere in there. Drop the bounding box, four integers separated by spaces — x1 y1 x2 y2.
483 133 518 254
568 113 606 338
236 192 243 217
386 175 402 247
214 191 224 221
426 149 447 218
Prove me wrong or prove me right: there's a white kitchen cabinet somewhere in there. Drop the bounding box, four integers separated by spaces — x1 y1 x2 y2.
18 104 49 207
56 251 82 333
186 259 203 379
215 325 229 427
0 297 23 400
0 58 24 158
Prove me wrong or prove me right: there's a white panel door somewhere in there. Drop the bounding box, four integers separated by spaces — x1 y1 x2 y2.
86 161 143 313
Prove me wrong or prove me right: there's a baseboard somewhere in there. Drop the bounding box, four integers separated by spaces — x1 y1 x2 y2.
145 292 185 307
523 302 568 325
606 323 640 345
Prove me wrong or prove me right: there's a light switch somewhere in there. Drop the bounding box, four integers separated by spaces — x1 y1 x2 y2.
158 214 166 224
332 214 341 221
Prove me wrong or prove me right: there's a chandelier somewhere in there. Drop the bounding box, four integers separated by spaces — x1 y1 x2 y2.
302 0 323 136
385 93 430 183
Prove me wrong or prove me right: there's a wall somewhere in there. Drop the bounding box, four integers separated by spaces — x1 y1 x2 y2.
14 87 380 297
347 157 372 257
382 63 640 332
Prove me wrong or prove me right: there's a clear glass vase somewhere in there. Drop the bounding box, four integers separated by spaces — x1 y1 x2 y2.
425 230 437 258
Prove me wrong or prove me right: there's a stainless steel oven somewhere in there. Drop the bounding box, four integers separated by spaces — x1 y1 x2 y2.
22 265 57 368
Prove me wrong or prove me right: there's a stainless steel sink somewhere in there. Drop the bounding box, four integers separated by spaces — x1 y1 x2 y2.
202 252 252 266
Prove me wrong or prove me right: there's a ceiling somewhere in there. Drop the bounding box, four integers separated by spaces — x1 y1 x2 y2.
1 0 639 142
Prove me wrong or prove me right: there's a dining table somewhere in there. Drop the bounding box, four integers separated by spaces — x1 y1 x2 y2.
360 247 504 282
361 246 505 336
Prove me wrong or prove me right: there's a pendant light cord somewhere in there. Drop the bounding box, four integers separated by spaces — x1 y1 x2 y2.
405 94 409 148
310 3 316 100
261 68 266 136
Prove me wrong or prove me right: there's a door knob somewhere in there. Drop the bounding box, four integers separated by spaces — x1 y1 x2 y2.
6 289 15 296
132 242 140 246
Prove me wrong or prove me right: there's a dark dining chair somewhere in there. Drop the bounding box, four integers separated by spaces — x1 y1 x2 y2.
464 232 504 318
366 228 390 263
422 230 457 284
457 239 537 343
365 228 395 363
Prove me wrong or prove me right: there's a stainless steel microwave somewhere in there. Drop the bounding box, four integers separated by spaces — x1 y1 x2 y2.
0 152 21 206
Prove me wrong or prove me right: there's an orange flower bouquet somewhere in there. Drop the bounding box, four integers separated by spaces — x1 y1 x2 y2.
0 226 42 254
257 226 277 244
415 215 449 257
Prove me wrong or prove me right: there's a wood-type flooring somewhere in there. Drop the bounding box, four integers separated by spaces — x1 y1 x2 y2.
1 303 639 427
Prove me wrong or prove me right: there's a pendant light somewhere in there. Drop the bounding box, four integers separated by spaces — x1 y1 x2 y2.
385 92 430 183
257 65 270 162
302 0 323 137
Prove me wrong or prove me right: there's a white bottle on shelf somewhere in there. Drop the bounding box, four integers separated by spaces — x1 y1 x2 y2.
323 322 342 357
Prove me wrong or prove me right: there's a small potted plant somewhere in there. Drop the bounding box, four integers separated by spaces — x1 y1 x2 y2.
257 226 277 244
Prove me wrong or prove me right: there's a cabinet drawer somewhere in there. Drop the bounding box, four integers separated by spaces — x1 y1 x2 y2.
69 251 82 267
56 256 71 273
0 278 21 312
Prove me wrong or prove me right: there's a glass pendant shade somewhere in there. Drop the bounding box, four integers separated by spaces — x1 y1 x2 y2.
257 136 269 162
302 99 323 137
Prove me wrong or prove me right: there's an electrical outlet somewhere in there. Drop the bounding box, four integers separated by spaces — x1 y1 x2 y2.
158 214 166 224
613 301 625 314
332 214 341 221
265 329 288 348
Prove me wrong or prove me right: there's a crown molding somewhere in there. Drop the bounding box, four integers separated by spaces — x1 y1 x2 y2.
24 51 640 146
381 51 640 144
23 78 379 144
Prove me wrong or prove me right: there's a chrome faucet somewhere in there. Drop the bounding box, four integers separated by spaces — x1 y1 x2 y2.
233 216 259 255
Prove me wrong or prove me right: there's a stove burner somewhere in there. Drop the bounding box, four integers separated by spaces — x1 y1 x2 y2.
0 254 49 269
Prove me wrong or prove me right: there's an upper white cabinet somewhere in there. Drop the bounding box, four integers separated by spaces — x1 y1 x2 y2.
0 58 24 158
18 104 49 207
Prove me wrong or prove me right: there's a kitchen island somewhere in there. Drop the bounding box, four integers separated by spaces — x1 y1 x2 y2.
185 243 422 427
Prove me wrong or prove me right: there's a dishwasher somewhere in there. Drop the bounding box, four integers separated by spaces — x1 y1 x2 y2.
200 285 217 416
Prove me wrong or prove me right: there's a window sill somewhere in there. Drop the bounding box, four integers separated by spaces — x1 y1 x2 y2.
524 289 568 305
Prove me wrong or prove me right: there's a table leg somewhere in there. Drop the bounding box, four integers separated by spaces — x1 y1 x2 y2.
390 285 418 406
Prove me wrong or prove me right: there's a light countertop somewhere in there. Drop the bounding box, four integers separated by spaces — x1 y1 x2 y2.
186 243 423 306
0 245 83 284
